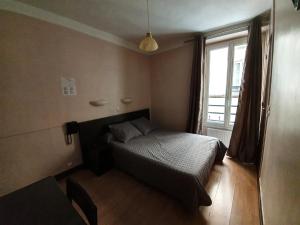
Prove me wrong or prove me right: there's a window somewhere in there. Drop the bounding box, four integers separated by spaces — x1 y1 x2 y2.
204 38 247 130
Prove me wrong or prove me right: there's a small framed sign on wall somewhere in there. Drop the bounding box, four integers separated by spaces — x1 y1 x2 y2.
292 0 300 10
61 77 77 96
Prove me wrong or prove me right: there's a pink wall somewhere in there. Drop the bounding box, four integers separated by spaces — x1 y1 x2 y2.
0 10 151 195
150 45 193 131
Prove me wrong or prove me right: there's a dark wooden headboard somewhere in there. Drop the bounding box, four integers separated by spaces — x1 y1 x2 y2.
78 108 150 166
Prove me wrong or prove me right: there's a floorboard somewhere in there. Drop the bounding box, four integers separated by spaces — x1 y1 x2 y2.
60 157 260 225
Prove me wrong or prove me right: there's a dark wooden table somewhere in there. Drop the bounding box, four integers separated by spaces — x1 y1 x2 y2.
0 177 87 225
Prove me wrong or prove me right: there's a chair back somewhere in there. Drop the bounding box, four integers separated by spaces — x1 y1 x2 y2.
66 178 97 225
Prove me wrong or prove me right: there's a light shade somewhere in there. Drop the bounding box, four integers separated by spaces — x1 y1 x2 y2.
139 32 158 52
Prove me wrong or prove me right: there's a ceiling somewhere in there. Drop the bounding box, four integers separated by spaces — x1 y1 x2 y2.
16 0 272 50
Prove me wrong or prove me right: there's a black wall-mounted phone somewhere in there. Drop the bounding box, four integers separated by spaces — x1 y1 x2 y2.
65 121 79 144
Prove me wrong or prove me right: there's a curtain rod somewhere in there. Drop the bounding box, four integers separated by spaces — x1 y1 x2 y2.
205 22 249 39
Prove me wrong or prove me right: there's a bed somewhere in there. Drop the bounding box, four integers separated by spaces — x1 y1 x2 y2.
78 109 227 212
111 129 226 212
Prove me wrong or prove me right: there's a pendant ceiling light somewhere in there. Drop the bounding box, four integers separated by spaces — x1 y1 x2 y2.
139 0 158 52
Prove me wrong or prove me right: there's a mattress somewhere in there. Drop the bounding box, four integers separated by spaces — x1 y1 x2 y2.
110 130 227 211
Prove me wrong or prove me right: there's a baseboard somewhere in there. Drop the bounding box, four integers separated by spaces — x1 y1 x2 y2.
55 164 84 180
258 177 264 225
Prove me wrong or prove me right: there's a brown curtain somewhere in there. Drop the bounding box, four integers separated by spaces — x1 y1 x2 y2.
227 17 262 163
186 35 206 134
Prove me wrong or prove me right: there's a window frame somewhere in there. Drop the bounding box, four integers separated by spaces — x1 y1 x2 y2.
203 37 247 131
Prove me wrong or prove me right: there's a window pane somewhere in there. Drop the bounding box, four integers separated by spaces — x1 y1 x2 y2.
230 115 236 123
207 47 228 123
208 105 225 113
230 44 247 125
208 97 225 106
231 106 237 114
208 113 225 122
209 47 228 97
231 97 238 106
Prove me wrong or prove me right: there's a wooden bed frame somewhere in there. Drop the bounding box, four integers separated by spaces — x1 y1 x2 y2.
78 108 150 175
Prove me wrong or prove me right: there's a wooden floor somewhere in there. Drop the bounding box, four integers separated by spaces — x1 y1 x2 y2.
61 157 260 225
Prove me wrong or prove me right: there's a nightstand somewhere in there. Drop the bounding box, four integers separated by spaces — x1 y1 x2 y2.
87 143 113 176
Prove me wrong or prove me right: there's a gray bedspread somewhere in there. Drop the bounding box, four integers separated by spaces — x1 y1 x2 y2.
111 130 227 211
